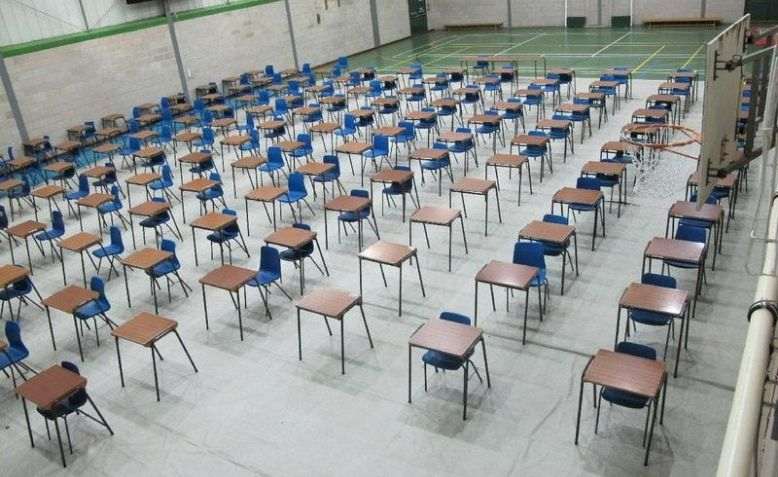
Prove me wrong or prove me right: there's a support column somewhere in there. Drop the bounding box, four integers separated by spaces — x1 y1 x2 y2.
507 0 512 28
0 51 29 143
163 0 190 103
597 0 603 26
700 0 707 18
77 0 90 30
369 0 381 47
283 0 300 70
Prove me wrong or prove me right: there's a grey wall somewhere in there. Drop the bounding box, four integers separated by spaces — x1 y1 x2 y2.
376 0 411 44
512 0 566 26
426 0 508 30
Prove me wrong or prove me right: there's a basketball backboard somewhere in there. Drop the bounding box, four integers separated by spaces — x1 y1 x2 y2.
697 15 750 206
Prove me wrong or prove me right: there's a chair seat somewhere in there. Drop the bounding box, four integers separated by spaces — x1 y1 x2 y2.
542 242 565 256
664 259 698 269
334 128 356 137
247 270 281 287
196 190 222 201
630 309 672 326
422 350 463 370
98 203 121 214
65 191 87 201
529 268 547 288
75 301 110 319
313 173 337 183
207 231 238 243
259 162 284 173
139 216 164 228
679 218 712 229
602 387 649 409
339 211 369 222
92 245 121 258
421 160 447 171
280 249 310 261
0 288 27 300
569 203 597 212
148 260 178 277
363 150 388 159
288 147 313 158
148 180 172 191
279 191 306 204
35 230 63 241
0 347 28 368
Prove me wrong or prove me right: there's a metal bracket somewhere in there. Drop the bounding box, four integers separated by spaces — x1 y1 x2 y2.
747 299 778 326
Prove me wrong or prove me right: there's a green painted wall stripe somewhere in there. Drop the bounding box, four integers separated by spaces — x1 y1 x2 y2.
0 0 280 58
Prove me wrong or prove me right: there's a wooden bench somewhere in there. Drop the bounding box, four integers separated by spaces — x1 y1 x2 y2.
644 17 722 28
444 23 503 31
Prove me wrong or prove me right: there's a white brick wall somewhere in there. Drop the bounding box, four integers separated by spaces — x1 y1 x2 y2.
705 0 746 23
567 0 601 26
376 0 411 44
0 86 21 150
426 0 508 30
633 0 701 23
511 0 565 27
289 0 374 68
5 25 180 142
176 1 295 92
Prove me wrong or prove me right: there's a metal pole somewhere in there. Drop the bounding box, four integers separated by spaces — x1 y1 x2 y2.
506 0 512 29
369 0 381 47
77 0 90 30
283 0 300 70
163 0 191 103
0 50 29 143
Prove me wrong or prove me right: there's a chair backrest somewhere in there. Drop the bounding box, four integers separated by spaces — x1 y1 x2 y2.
160 238 176 255
109 226 124 253
60 361 88 407
5 321 27 355
288 172 306 193
275 98 288 112
297 133 312 147
292 223 314 253
0 205 8 229
641 273 676 289
542 214 568 225
675 224 706 244
350 189 369 199
265 64 274 76
52 211 64 233
576 177 601 191
160 125 172 140
439 311 471 326
259 245 282 276
202 127 215 143
373 135 389 152
513 241 546 270
268 146 284 165
90 276 107 302
78 174 90 194
344 114 356 129
615 341 657 361
110 185 122 205
161 164 174 184
129 137 142 151
322 155 340 175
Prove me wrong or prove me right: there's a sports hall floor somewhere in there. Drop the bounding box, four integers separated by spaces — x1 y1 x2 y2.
0 26 759 476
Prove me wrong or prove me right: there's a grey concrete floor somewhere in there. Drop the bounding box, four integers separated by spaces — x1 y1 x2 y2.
0 78 758 476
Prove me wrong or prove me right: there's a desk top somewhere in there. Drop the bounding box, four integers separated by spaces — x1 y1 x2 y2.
257 120 286 130
309 122 341 133
644 237 705 264
77 193 113 208
476 260 538 290
44 162 75 174
536 119 571 130
43 285 98 313
335 142 371 154
519 220 575 244
486 153 527 167
296 162 335 176
374 126 405 137
581 161 625 176
410 206 460 225
16 365 86 410
127 172 161 187
180 178 217 193
409 318 482 359
178 151 212 164
324 195 371 212
668 201 722 222
129 200 170 217
31 184 65 199
438 131 472 142
632 108 669 119
409 148 448 160
83 165 115 178
552 187 603 206
231 155 266 169
245 186 287 202
405 111 436 121
468 114 501 124
59 232 100 252
601 141 640 154
619 283 688 316
134 147 164 159
7 220 46 238
221 134 250 146
359 240 415 266
199 264 256 291
175 131 201 142
265 227 316 249
583 349 664 399
121 248 172 270
450 177 495 194
431 98 460 108
556 103 589 113
296 288 361 319
371 168 413 184
0 264 29 288
511 134 549 146
493 101 523 111
191 212 236 231
111 312 177 347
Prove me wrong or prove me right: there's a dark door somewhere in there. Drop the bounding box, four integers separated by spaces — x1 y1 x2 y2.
745 0 778 22
408 0 428 35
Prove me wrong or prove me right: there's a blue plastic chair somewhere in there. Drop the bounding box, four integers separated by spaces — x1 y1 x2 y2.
301 103 323 130
595 342 657 442
149 164 177 202
627 273 677 359
391 121 416 155
665 224 707 272
34 210 65 258
73 277 114 359
381 165 417 216
0 276 41 320
312 155 346 196
279 172 314 223
280 224 328 279
363 135 390 171
287 134 314 164
334 114 358 143
206 208 249 264
448 127 477 169
337 189 378 243
92 226 124 280
97 186 130 231
65 175 90 216
569 177 602 215
420 312 485 403
196 172 227 213
139 197 181 244
246 246 293 317
419 142 453 194
6 176 33 220
513 241 548 314
259 146 286 186
147 239 192 301
0 321 32 388
192 127 215 150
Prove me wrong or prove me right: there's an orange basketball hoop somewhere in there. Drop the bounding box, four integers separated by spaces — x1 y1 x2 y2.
620 123 702 160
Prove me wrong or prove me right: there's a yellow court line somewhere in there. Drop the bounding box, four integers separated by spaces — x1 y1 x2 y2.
633 45 666 73
681 44 705 68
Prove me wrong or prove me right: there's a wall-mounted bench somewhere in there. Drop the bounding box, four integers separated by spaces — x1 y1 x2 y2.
444 23 503 31
644 17 722 28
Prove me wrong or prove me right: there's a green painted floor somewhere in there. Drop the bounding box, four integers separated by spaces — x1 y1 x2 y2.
349 26 725 79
